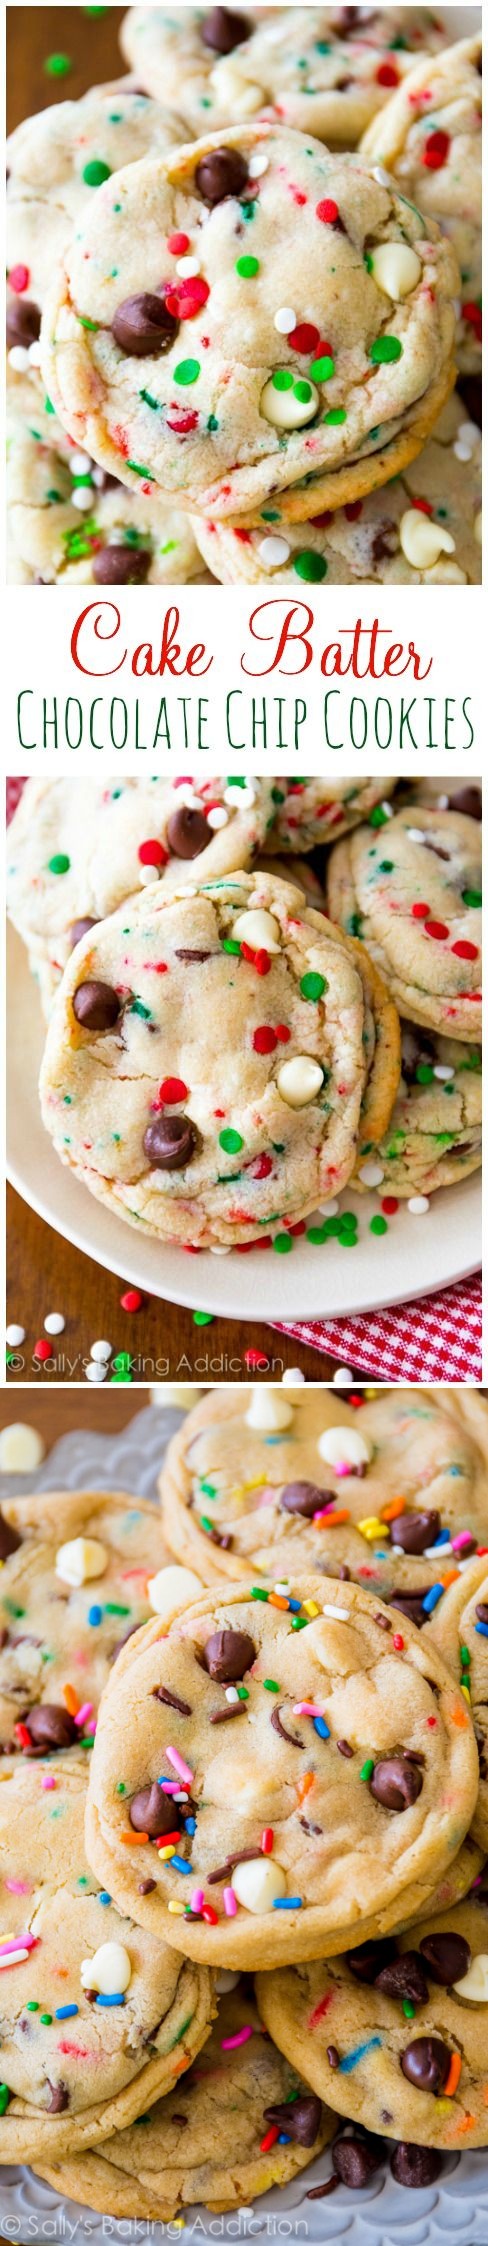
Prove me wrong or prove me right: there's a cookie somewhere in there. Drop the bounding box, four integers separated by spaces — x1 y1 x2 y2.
257 1892 488 2150
84 1572 478 1968
326 802 482 1040
0 1753 213 2161
7 407 203 586
0 1485 177 1754
268 780 396 849
38 870 398 1248
361 37 482 375
33 1982 332 2215
193 389 482 580
7 776 274 1014
427 1555 488 1850
120 7 448 148
255 855 328 913
6 82 184 398
159 1383 488 1604
354 1024 482 1198
41 122 459 519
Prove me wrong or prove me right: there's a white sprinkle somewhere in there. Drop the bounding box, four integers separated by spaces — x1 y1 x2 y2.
282 1368 305 1385
44 1313 65 1336
332 1367 354 1387
458 420 479 449
318 1198 339 1218
225 1686 239 1704
71 486 93 513
408 1195 430 1215
424 1539 453 1559
257 533 290 568
91 1339 112 1363
8 345 30 372
69 449 92 475
437 794 449 810
206 806 229 830
248 151 268 178
434 1064 455 1081
372 164 394 187
93 466 107 487
454 441 473 463
209 1244 231 1255
6 1325 25 1347
322 1604 349 1622
139 863 160 885
28 341 42 367
107 527 126 544
85 1361 108 1383
407 826 426 843
274 306 296 334
176 255 201 277
380 800 393 818
357 1159 385 1189
274 1582 289 1595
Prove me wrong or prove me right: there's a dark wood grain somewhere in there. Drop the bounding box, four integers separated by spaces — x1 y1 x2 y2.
7 6 126 132
7 1184 335 1385
0 1388 142 1441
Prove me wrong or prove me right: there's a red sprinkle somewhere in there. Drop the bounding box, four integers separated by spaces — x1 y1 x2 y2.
316 198 339 223
424 920 449 941
381 1196 398 1215
451 940 478 960
166 276 210 318
422 128 450 170
412 497 433 516
8 263 30 293
158 1077 188 1103
463 301 482 339
14 1722 32 1750
276 1023 291 1043
253 1025 277 1054
411 901 430 919
201 1903 219 1925
33 1339 52 1362
244 1347 270 1369
120 1289 143 1313
376 60 399 85
138 838 168 867
344 500 363 521
289 320 320 354
167 409 199 434
261 1827 274 1853
261 2126 280 2153
167 231 189 254
393 1633 405 1651
247 1152 273 1180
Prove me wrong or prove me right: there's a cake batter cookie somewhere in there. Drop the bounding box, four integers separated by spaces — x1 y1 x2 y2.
326 802 482 1040
33 1983 332 2215
0 1485 176 1754
428 1555 488 1851
41 122 459 519
193 388 482 581
6 83 184 398
7 776 274 1013
84 1573 478 1967
121 8 448 149
361 37 482 375
269 780 396 849
159 1383 488 1603
355 1025 482 1198
257 1892 488 2150
7 408 203 586
0 1754 213 2162
255 857 327 913
39 871 398 1248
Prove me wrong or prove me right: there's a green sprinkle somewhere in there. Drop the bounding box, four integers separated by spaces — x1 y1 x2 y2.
403 1999 416 2019
76 314 99 331
251 1588 269 1601
293 550 327 582
26 2002 39 2013
369 804 389 827
221 937 241 955
291 1615 308 1631
200 1516 215 1535
83 158 111 186
48 852 70 875
360 1758 375 1782
273 370 294 392
463 889 481 907
310 354 335 383
112 1353 132 1374
378 860 394 874
236 1685 249 1700
140 389 159 410
105 1602 130 1616
460 1645 471 1667
273 1234 293 1254
200 1481 218 1500
127 460 154 479
370 1215 388 1235
416 1063 434 1083
263 1679 280 1692
40 2014 53 2027
174 358 200 386
300 971 327 1001
219 1127 244 1154
294 379 313 403
193 1311 214 1327
129 997 151 1020
116 1782 127 1795
235 255 259 278
0 2086 10 2115
370 336 402 364
323 406 346 425
44 52 71 76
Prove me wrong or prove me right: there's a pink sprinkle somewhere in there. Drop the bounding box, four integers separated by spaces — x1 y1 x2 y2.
166 1747 194 1786
452 1532 475 1552
191 1889 205 1913
334 1463 351 1478
74 1702 93 1728
221 2024 253 2049
41 1776 56 1792
58 2041 91 2058
0 1933 37 1957
159 1779 180 1795
293 1703 322 1718
5 1877 32 1891
86 1719 97 1736
223 1887 237 1917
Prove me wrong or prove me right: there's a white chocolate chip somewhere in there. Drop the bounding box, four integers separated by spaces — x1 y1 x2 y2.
147 1564 203 1618
0 1422 45 1471
357 1160 385 1188
91 1339 112 1362
260 374 319 431
372 165 394 188
453 1954 488 2002
248 151 268 178
370 243 421 300
257 534 291 567
407 827 426 843
274 307 296 334
408 1194 430 1214
399 509 455 570
245 1388 294 1433
81 1942 131 1995
318 1427 371 1470
215 1968 241 1991
332 1367 355 1387
282 1368 305 1386
210 58 264 114
55 1536 108 1588
276 1055 324 1107
231 1857 287 1914
232 906 281 951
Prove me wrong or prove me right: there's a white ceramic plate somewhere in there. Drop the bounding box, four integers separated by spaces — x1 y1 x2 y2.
7 926 481 1323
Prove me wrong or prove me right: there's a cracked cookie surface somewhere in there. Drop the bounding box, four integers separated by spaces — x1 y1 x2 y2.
326 802 482 1040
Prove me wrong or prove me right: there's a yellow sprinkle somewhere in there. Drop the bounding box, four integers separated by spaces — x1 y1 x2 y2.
158 1844 177 1861
230 1476 268 1499
364 1387 378 1398
303 1599 320 1618
357 1517 384 1541
460 1684 471 1703
0 1770 13 1781
168 1899 186 1915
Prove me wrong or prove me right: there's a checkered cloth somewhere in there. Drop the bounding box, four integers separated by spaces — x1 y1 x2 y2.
273 1270 482 1384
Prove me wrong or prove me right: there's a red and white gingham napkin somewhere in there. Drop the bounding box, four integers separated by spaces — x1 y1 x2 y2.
273 1270 482 1385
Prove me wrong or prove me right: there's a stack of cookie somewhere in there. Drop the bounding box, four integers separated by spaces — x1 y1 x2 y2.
3 1381 488 2215
6 7 481 585
7 771 482 1241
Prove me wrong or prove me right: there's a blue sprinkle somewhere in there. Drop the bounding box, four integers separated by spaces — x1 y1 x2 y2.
96 1992 126 2007
313 1717 330 1740
339 2037 382 2073
55 2003 79 2020
431 1530 451 1548
265 1435 289 1445
475 1622 488 1637
288 1599 302 1613
373 1550 388 1561
421 1583 445 1614
98 1892 111 1905
88 1604 103 1626
171 1855 192 1875
184 1817 196 1835
273 1897 302 1910
278 2133 291 2143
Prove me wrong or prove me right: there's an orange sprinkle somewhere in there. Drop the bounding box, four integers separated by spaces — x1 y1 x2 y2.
451 1702 470 1729
317 1508 350 1527
268 1594 290 1610
440 1570 459 1588
120 1830 149 1845
63 1684 80 1716
296 1772 314 1805
444 2052 462 2097
380 1498 406 1522
452 2113 476 2135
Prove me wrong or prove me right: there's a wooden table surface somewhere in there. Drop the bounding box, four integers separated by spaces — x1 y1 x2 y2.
8 6 126 131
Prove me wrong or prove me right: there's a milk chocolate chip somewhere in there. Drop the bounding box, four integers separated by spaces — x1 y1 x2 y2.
332 2134 383 2188
7 296 41 348
202 1627 255 1681
264 2094 322 2147
280 1481 332 1518
202 7 250 51
73 979 121 1031
388 1591 430 1629
130 1783 179 1838
143 1114 198 1169
24 1703 78 1751
390 1510 440 1554
391 2142 442 2188
345 1938 396 1984
375 1953 428 2005
370 1757 423 1811
69 917 98 950
401 2036 451 2093
112 293 178 356
419 1931 471 1985
166 806 209 858
447 784 482 817
93 546 151 585
195 147 249 205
